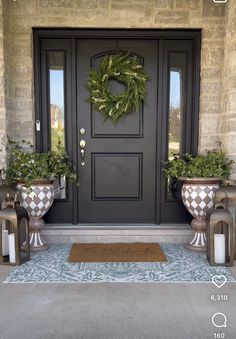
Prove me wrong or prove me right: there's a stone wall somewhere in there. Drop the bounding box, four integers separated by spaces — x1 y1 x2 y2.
222 0 236 178
0 0 235 176
0 0 6 168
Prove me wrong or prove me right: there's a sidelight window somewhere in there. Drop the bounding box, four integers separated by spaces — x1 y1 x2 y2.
168 53 185 160
48 51 66 199
167 52 187 201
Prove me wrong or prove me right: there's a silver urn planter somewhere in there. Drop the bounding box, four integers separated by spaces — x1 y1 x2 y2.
181 177 220 251
17 180 54 251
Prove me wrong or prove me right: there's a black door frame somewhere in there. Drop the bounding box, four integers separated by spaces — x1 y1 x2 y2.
33 28 201 225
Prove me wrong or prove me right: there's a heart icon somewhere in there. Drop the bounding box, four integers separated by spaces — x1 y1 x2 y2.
212 275 227 288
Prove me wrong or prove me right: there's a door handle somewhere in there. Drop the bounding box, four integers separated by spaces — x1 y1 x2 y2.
80 139 86 166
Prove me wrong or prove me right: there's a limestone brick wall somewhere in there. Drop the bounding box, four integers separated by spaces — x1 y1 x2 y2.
222 0 236 178
2 0 14 141
0 1 6 168
0 0 234 173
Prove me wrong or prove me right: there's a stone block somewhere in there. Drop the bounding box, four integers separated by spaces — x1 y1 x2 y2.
78 0 98 8
97 0 109 8
201 81 222 96
176 0 200 10
154 10 189 24
14 46 31 57
14 100 32 112
228 120 236 132
111 5 152 20
201 67 222 79
202 0 225 17
38 0 76 7
14 63 32 75
15 87 31 99
12 23 31 34
154 0 173 9
111 0 131 9
12 0 37 15
199 134 221 152
202 27 225 40
201 47 224 66
201 102 221 115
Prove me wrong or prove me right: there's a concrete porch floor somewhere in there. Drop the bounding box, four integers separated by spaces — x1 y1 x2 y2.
1 264 236 339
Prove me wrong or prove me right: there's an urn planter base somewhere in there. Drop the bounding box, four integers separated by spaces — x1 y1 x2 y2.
29 231 48 251
28 218 49 252
185 217 207 251
185 232 206 252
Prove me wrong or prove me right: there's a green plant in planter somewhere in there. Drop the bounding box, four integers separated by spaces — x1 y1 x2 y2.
162 149 234 181
1 138 77 185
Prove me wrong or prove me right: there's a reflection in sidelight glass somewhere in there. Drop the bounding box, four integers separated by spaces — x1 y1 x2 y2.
48 51 66 199
49 51 65 150
168 68 182 158
167 53 184 200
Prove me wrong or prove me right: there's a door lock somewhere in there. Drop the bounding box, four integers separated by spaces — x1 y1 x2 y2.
80 127 86 136
80 139 86 166
80 139 86 148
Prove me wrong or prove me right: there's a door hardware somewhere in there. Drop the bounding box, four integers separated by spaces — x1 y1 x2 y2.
80 139 86 165
80 139 86 148
36 120 40 132
80 127 86 135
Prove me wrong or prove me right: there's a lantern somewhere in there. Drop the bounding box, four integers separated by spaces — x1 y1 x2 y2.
215 185 236 259
206 198 234 267
0 197 30 266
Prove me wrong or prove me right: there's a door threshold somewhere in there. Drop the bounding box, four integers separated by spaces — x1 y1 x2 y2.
44 223 191 230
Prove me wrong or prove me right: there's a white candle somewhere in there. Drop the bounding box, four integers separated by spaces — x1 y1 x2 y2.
2 230 9 256
8 233 16 263
214 234 225 264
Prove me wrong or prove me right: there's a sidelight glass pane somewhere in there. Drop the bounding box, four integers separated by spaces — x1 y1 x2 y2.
49 51 65 151
168 54 184 160
48 51 66 199
167 53 185 200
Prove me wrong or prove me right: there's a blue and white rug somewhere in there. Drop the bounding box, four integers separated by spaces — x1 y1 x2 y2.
3 244 236 283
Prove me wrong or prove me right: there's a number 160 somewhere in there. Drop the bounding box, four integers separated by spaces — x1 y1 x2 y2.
214 333 225 338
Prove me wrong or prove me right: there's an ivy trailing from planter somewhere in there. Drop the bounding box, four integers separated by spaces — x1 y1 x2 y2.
162 150 234 181
1 138 77 186
87 53 149 122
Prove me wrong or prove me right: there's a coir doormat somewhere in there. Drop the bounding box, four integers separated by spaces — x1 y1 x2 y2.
69 243 167 263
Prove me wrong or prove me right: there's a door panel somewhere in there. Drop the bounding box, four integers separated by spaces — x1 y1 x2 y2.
92 153 142 200
77 40 158 223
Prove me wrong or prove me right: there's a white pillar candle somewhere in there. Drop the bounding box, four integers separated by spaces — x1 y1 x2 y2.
8 233 16 264
2 230 9 256
214 234 225 264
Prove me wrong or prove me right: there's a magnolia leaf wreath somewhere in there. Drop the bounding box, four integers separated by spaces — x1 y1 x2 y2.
87 53 149 121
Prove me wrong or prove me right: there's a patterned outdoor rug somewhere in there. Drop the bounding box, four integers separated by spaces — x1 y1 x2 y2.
69 243 167 262
3 243 235 283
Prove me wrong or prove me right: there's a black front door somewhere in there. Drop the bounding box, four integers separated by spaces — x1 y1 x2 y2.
77 40 157 223
35 29 200 225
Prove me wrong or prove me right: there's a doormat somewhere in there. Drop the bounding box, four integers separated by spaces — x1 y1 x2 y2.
69 243 167 263
3 244 236 283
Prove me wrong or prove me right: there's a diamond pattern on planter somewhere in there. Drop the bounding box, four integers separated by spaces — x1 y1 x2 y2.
38 191 45 200
17 183 54 219
182 184 219 218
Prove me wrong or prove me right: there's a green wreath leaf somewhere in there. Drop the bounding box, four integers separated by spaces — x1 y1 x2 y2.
87 53 149 122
